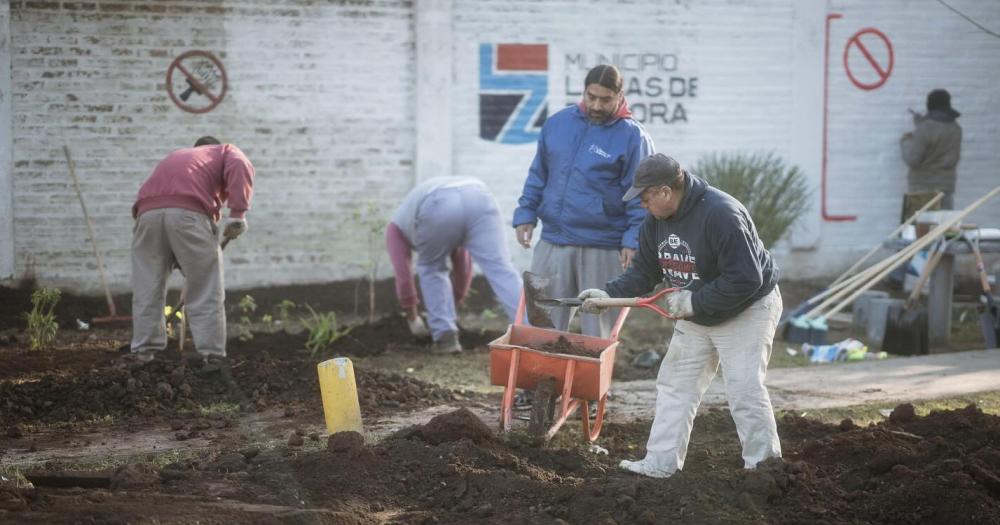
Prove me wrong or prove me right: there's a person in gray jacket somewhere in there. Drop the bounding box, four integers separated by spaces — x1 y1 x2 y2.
578 154 782 478
386 177 522 354
901 89 962 209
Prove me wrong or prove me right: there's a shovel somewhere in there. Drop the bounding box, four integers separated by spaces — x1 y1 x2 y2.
963 229 1000 349
882 236 952 355
522 271 681 328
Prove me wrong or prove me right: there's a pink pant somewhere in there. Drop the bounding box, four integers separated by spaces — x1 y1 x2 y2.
385 222 472 311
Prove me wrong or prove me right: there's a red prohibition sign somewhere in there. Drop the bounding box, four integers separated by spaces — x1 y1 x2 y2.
166 50 228 114
843 28 894 91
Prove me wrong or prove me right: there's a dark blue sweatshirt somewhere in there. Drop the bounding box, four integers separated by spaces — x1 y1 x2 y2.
605 174 778 326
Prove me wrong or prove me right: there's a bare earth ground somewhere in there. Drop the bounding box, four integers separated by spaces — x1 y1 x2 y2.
2 278 999 524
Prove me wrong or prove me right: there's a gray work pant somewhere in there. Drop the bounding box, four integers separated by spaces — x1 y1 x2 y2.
529 240 622 338
414 185 523 340
131 208 226 356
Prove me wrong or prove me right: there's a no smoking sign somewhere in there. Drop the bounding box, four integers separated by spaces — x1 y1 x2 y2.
843 28 894 91
166 50 228 114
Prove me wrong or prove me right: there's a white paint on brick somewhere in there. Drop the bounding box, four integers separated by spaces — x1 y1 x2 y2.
416 0 453 183
5 0 1000 294
0 2 13 280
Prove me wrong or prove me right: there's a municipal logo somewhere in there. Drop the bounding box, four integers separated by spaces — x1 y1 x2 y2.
479 43 548 144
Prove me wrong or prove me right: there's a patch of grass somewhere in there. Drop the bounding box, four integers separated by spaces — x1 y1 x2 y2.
85 414 116 425
0 465 33 489
195 401 241 418
778 390 1000 427
301 305 351 356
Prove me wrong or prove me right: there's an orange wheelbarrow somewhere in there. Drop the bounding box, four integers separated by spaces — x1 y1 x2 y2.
489 287 679 442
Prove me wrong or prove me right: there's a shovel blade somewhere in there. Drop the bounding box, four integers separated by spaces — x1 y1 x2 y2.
522 271 555 328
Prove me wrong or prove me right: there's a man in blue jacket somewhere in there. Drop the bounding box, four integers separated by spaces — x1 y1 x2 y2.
579 154 782 478
513 64 654 337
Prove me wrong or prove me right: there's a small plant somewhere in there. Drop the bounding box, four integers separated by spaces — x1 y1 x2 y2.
260 313 275 334
694 151 811 248
274 299 297 323
300 305 351 356
352 201 388 323
235 294 257 341
23 287 60 350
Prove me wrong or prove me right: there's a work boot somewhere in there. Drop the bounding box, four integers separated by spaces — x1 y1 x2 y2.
431 331 463 354
131 350 158 363
619 458 672 479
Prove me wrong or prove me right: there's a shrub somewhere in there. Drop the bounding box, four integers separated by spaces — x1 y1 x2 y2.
23 287 60 350
694 151 811 248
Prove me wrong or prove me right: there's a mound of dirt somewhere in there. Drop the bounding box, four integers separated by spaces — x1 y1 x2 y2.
257 405 1000 524
397 407 495 445
7 405 1000 523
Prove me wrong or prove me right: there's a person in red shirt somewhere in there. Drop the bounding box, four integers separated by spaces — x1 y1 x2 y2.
130 136 254 364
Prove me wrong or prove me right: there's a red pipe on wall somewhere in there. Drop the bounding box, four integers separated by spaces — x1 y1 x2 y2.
822 13 857 222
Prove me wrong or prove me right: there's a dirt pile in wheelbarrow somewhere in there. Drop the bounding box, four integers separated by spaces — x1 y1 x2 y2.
533 335 597 358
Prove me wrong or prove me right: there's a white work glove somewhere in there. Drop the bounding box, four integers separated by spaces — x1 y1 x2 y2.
666 289 694 318
407 315 429 337
577 288 610 314
223 218 248 239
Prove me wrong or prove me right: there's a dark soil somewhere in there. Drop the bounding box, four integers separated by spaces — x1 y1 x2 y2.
321 314 501 357
0 316 496 428
533 335 600 358
5 280 1000 523
7 405 999 524
0 275 503 331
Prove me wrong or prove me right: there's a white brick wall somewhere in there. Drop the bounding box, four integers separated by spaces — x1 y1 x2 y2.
7 0 414 294
4 0 999 293
452 0 1000 278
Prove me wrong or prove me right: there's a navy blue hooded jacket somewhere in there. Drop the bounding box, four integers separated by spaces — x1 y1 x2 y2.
512 103 654 250
605 173 778 326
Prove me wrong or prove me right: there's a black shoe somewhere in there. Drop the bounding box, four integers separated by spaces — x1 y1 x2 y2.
631 350 663 369
196 355 230 376
514 390 534 410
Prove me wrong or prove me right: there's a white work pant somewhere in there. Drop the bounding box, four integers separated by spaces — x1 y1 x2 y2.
643 287 783 474
131 208 226 356
414 185 522 340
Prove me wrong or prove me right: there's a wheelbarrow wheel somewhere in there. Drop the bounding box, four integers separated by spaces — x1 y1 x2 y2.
528 378 557 436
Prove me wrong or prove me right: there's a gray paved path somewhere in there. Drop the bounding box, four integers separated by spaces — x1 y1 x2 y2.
607 349 1000 420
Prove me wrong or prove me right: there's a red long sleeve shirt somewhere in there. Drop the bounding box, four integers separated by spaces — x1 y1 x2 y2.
132 144 255 222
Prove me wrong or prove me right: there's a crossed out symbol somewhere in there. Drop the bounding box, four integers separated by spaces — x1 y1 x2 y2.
166 51 228 114
843 28 894 91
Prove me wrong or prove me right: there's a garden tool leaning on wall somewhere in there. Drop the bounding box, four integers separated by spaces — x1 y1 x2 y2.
882 234 954 355
963 228 1000 349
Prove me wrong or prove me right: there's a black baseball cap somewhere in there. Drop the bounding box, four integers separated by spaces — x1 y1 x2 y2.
623 153 683 201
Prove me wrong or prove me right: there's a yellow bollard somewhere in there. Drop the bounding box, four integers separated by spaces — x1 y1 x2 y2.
316 357 363 435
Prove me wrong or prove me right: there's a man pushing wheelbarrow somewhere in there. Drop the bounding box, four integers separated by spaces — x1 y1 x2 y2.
578 154 783 479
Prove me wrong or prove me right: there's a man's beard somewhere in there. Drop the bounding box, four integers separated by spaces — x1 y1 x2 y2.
588 110 610 123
